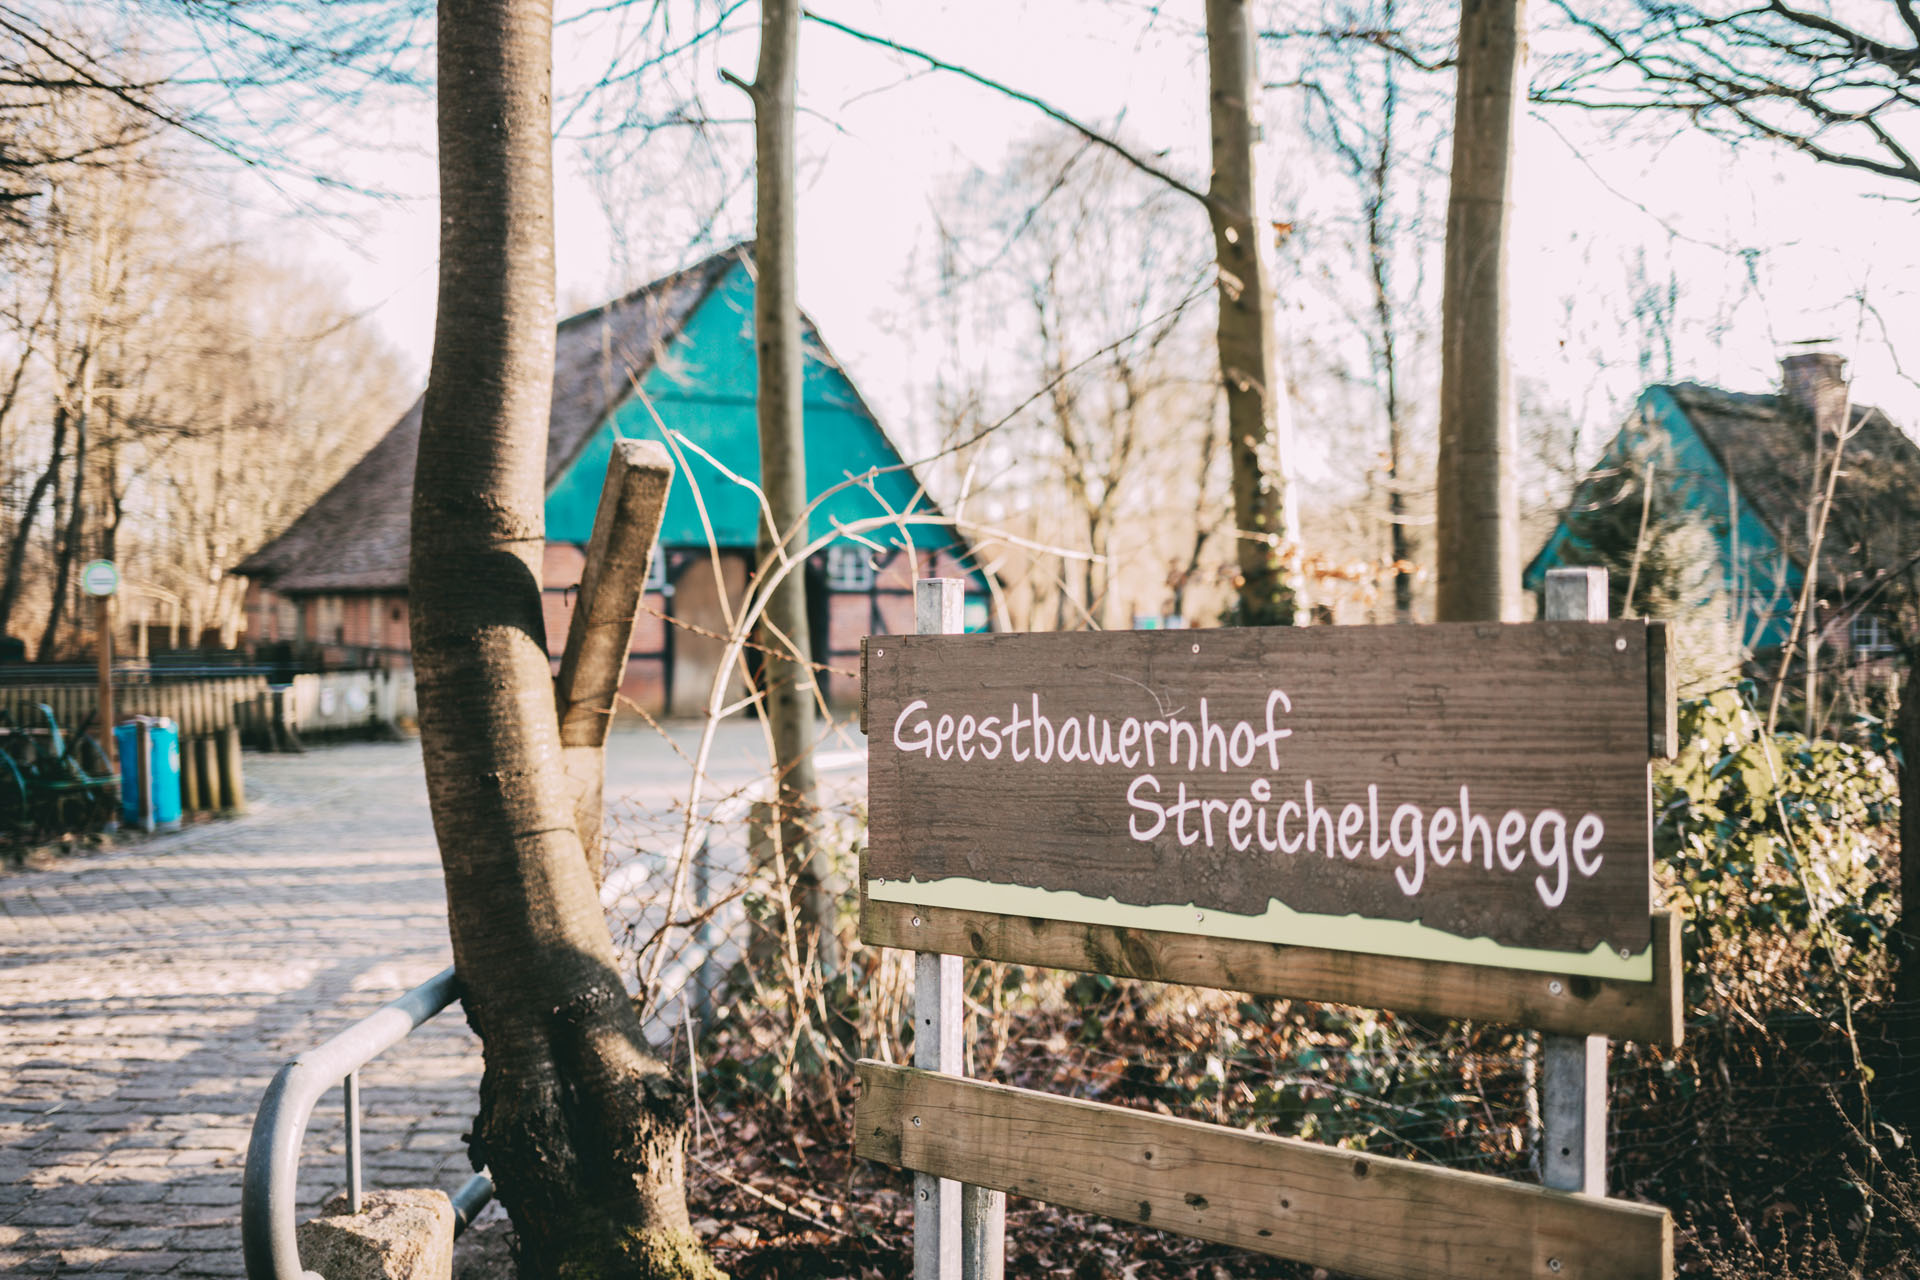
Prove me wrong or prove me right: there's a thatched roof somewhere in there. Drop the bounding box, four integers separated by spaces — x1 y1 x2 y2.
1666 382 1920 602
235 246 741 594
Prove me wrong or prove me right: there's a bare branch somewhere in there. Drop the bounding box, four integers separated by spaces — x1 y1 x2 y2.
801 8 1215 211
1537 0 1920 192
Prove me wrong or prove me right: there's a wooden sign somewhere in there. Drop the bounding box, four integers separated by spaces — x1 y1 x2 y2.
863 623 1665 981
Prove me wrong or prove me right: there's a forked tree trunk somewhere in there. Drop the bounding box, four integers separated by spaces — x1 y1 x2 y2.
411 3 717 1275
747 0 836 975
38 399 87 662
1435 0 1526 623
1205 0 1297 628
0 405 68 638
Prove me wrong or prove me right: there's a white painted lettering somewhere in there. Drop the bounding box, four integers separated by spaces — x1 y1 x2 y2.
1531 810 1570 908
892 700 932 756
1572 814 1604 877
1338 803 1365 859
1428 807 1458 867
1228 798 1254 851
1127 774 1166 840
1392 804 1426 895
1496 810 1527 871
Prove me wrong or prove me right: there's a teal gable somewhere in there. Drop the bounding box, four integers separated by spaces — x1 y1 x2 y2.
1524 384 1800 649
545 260 975 577
235 245 996 717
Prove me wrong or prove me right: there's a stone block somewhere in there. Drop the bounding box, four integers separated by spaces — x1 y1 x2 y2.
295 1189 453 1280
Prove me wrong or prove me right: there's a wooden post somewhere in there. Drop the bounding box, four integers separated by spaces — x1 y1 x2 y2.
552 439 673 888
179 734 202 815
219 725 246 814
1541 565 1609 1195
910 579 1004 1280
95 596 115 771
135 720 153 833
962 1187 1005 1280
195 735 218 812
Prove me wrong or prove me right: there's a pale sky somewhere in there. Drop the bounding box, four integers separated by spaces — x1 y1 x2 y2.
225 0 1920 483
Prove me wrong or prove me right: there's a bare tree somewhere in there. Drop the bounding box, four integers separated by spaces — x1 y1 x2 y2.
409 0 716 1273
927 135 1223 630
1537 0 1920 191
725 0 837 975
0 72 406 655
1209 0 1298 626
1272 0 1450 623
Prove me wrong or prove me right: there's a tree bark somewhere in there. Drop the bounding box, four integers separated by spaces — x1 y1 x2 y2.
1435 0 1526 623
411 2 718 1275
0 405 68 639
1206 0 1297 627
1363 9 1414 624
1371 208 1412 623
38 396 87 662
747 0 836 976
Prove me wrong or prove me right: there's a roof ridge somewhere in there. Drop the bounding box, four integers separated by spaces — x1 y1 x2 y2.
236 245 747 593
557 241 749 333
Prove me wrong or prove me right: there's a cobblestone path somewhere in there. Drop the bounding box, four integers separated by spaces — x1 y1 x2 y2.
1 742 480 1279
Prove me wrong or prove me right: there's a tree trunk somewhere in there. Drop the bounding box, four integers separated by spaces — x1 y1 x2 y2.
411 2 718 1275
1365 11 1414 625
747 0 836 976
38 399 87 662
1435 0 1526 623
1206 0 1296 628
0 406 68 639
1371 203 1413 624
1898 654 1920 1012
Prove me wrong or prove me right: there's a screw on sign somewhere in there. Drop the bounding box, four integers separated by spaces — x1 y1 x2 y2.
81 560 119 597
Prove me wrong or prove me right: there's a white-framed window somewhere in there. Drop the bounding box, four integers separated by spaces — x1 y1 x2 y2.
825 543 875 592
643 547 668 593
1851 614 1898 656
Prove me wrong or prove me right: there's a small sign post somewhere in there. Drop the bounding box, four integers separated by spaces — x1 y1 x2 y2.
81 560 119 772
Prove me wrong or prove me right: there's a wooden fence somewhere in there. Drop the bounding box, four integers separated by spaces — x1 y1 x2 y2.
1 676 273 741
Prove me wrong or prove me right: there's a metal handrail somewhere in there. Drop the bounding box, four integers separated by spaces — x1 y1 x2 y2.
242 966 494 1280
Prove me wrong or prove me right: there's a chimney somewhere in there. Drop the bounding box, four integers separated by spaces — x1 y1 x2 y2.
1781 348 1849 439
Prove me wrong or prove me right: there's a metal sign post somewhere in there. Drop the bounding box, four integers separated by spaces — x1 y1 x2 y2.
82 560 119 771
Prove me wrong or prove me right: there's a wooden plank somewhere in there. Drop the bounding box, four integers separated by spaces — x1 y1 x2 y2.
855 1062 1673 1280
861 901 1683 1047
864 623 1656 969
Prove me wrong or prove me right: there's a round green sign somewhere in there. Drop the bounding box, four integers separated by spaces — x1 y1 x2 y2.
80 560 119 597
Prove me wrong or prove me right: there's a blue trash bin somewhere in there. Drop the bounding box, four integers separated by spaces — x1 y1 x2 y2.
115 718 183 832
